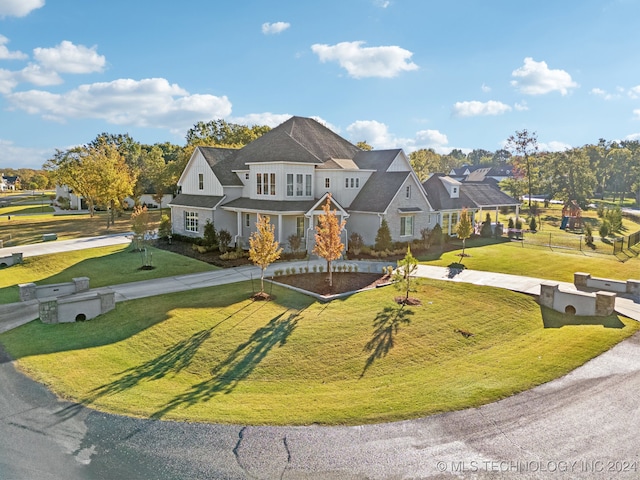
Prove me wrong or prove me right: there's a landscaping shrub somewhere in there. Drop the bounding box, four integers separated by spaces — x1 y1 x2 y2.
420 227 432 250
348 232 364 255
584 223 594 245
288 234 303 254
599 220 610 239
480 214 493 238
375 219 392 251
158 214 172 239
203 220 218 248
218 229 231 253
431 223 443 245
529 216 537 232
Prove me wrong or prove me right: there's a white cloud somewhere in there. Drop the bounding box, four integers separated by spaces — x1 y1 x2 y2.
311 41 418 78
261 22 290 35
591 87 620 100
0 68 18 94
0 139 51 169
625 132 640 141
452 100 512 118
17 63 63 86
346 119 451 153
511 57 578 95
33 41 105 74
231 112 293 128
627 85 640 99
0 0 44 18
539 141 571 152
514 101 528 111
481 83 491 93
633 109 640 120
374 0 390 7
6 78 232 134
0 35 27 60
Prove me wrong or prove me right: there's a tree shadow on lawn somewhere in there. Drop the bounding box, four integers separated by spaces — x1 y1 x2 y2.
540 306 625 329
360 305 413 378
151 310 300 419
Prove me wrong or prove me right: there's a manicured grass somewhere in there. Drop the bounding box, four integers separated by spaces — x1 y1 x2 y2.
0 209 163 246
1 280 637 425
420 240 640 284
0 244 217 304
0 205 55 215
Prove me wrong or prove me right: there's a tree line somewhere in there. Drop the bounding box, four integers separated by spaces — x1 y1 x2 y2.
15 121 640 212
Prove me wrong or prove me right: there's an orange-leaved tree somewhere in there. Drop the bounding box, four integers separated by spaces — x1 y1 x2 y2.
249 214 282 293
313 194 346 287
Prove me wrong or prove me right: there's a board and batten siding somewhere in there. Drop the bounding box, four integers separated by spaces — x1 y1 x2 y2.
180 152 224 196
385 176 434 241
248 163 315 201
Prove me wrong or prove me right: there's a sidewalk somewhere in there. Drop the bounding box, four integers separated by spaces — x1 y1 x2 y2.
1 241 638 334
0 232 133 258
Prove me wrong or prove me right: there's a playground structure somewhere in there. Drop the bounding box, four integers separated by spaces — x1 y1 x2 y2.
560 200 583 231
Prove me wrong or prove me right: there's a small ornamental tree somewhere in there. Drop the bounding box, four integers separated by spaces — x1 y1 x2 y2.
375 218 392 251
218 229 232 253
287 234 303 255
313 194 346 287
348 232 364 256
455 208 473 258
249 214 282 294
393 246 419 303
203 219 218 248
158 214 172 239
131 205 150 251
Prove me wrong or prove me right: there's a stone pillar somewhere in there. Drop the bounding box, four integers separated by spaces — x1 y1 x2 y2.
73 277 90 293
100 291 116 314
627 279 640 298
574 272 591 289
595 291 616 316
38 298 58 324
19 283 37 302
539 282 557 309
11 253 23 265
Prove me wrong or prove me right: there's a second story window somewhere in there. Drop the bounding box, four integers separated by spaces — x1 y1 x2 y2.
256 173 262 195
296 174 303 196
256 172 275 196
406 185 411 198
287 174 294 196
198 173 204 190
325 178 330 189
305 174 312 196
345 177 360 189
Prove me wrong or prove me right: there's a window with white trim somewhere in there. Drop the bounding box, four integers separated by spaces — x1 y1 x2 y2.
185 211 199 232
345 177 360 189
256 173 262 195
325 178 330 188
400 216 414 236
245 213 250 227
406 185 411 198
270 173 276 195
287 174 294 196
198 173 204 190
256 172 276 196
305 174 312 196
296 174 303 196
296 216 305 238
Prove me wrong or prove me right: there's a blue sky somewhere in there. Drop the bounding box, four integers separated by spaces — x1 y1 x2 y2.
1 0 640 169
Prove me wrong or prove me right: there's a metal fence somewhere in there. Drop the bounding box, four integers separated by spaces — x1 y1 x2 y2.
516 231 591 252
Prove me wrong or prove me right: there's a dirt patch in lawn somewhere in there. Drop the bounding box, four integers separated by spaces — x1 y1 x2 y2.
273 272 390 296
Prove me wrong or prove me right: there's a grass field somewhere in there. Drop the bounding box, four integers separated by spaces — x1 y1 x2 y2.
0 244 217 304
1 280 637 425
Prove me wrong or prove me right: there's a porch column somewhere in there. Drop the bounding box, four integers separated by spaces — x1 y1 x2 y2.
278 214 283 244
515 204 520 221
495 207 499 223
448 212 452 235
236 211 242 247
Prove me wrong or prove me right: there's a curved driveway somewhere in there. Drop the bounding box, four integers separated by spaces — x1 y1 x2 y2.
2 331 639 479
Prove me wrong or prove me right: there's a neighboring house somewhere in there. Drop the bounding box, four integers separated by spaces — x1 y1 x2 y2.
1 174 19 191
54 184 172 211
449 165 514 183
169 116 437 252
422 174 521 235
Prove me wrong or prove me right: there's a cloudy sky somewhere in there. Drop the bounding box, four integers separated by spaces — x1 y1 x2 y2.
1 0 639 168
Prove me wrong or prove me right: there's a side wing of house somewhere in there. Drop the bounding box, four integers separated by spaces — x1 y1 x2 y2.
348 150 436 245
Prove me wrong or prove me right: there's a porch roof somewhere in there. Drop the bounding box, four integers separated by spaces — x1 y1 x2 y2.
222 197 317 214
168 194 225 209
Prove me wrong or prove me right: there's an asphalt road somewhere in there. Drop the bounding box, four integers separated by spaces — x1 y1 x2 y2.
2 330 639 479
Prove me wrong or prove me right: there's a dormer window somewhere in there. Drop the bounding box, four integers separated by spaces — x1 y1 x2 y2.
453 187 457 194
325 178 330 188
198 173 204 190
406 185 411 198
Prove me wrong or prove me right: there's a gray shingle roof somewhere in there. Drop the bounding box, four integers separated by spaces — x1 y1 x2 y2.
169 194 225 209
222 197 317 213
352 149 402 171
422 175 519 210
197 147 244 186
348 171 410 213
234 116 360 165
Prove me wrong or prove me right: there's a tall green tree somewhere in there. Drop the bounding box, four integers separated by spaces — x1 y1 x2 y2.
186 119 270 147
506 129 539 207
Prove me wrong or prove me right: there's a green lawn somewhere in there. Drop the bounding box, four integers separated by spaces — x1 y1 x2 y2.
421 239 640 284
2 280 637 425
0 244 217 304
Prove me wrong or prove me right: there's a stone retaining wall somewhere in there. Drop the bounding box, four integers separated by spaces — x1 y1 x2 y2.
574 272 640 298
0 252 23 268
540 282 616 316
39 290 115 324
19 277 89 302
